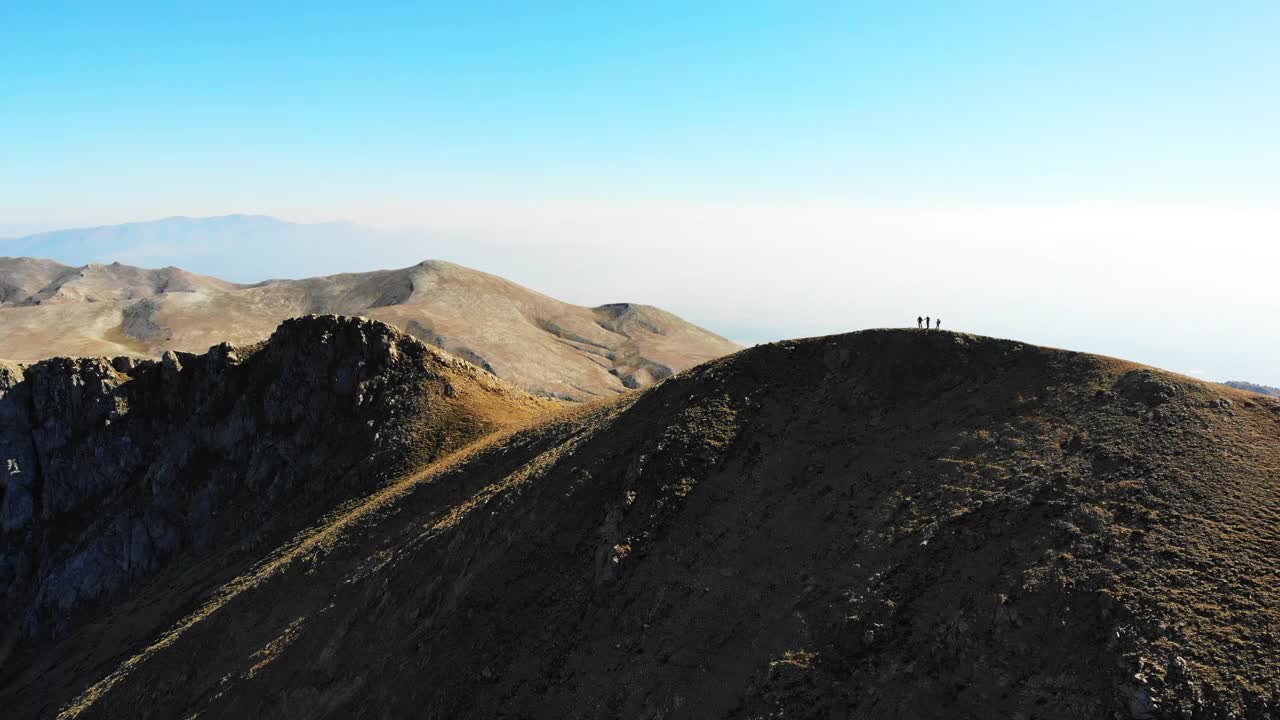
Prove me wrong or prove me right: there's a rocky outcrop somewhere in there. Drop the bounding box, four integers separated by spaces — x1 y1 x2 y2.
0 315 549 673
1116 368 1185 406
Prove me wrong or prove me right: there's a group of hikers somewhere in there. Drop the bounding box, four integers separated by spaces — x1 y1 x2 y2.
917 316 941 330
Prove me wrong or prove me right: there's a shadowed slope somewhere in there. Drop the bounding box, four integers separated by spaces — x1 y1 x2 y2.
0 315 558 710
12 329 1276 720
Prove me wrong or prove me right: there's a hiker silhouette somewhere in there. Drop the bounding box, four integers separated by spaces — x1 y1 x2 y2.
917 316 923 329
925 316 930 330
936 318 941 330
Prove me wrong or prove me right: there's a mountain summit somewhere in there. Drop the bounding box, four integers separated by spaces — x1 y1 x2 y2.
0 256 740 400
3 324 1277 719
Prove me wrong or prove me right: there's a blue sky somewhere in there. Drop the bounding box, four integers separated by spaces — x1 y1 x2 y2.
4 1 1278 220
3 3 1279 383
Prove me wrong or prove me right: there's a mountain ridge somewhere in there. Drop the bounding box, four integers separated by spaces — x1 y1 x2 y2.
2 215 373 272
0 255 741 400
1224 380 1280 397
4 324 1276 719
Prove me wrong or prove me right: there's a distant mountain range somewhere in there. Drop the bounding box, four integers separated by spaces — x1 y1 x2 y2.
0 253 739 400
1223 381 1280 397
0 215 744 399
1 215 414 282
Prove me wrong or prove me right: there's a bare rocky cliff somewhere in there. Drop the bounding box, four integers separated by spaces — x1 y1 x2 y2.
0 315 553 683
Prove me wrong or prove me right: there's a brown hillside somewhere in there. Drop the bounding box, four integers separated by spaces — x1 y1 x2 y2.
6 328 1279 719
0 257 741 400
0 315 557 704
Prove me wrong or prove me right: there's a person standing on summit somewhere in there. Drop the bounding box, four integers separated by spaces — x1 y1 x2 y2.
917 316 923 329
925 316 930 330
936 318 941 330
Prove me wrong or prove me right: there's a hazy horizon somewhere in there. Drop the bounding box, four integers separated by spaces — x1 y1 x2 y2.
3 3 1277 384
5 208 1278 388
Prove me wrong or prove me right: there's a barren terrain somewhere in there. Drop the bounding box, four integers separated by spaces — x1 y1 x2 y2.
0 257 740 400
3 324 1277 719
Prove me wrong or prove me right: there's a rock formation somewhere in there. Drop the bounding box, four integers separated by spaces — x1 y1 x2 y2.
0 315 553 681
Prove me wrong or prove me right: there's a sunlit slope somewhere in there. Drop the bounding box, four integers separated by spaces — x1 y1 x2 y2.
0 257 741 399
